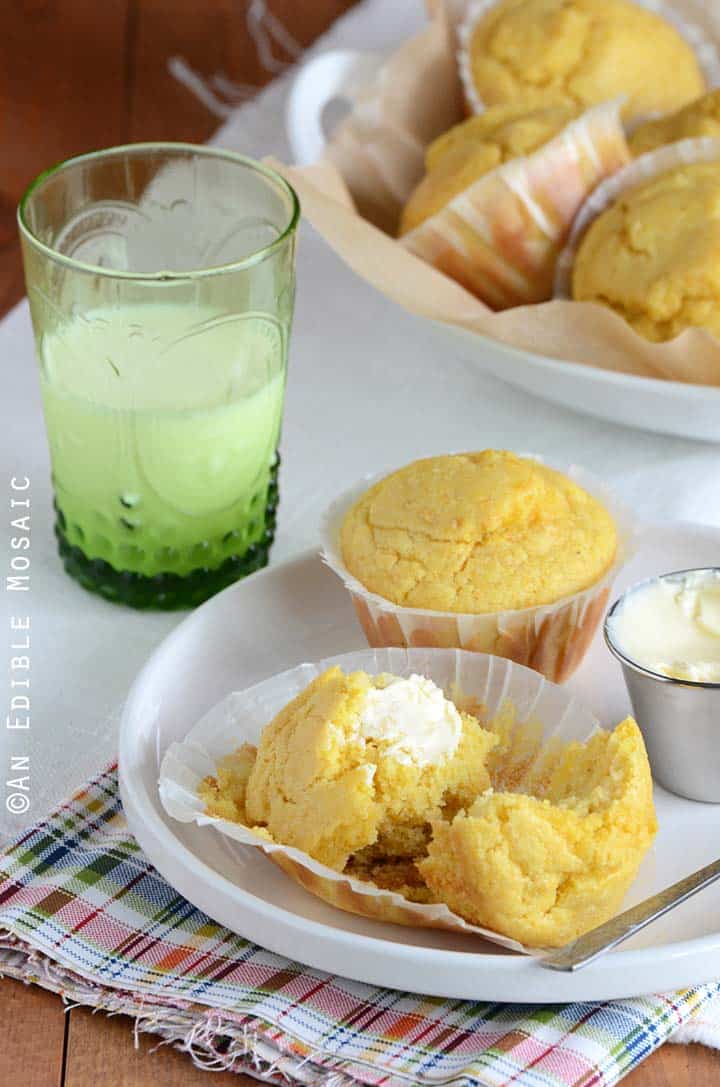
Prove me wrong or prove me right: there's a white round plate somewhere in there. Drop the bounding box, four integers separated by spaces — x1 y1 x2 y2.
120 522 720 1003
442 324 720 443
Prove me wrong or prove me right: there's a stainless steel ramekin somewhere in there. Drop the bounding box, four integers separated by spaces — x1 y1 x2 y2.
605 569 720 804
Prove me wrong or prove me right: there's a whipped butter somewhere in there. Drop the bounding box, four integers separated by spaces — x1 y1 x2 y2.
608 570 720 682
357 674 462 765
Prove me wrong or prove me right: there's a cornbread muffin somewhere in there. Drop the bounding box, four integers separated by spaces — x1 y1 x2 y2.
420 718 657 947
572 162 720 341
463 0 704 121
205 667 496 870
197 667 657 944
630 90 720 156
399 102 580 235
340 452 617 613
397 98 630 309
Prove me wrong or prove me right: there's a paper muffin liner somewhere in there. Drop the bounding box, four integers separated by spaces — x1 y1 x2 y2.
399 99 630 308
554 136 720 299
457 0 720 119
159 645 649 955
320 456 636 684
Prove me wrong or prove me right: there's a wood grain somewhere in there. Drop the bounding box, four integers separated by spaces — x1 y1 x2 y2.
1 1 720 1085
0 978 67 1085
0 0 356 313
59 1007 720 1087
64 1006 253 1086
625 1042 720 1086
0 0 130 201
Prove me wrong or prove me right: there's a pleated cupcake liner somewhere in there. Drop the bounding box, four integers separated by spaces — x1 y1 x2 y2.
158 645 634 954
399 99 630 307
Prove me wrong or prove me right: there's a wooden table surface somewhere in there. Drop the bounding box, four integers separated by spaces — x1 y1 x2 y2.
0 3 718 1085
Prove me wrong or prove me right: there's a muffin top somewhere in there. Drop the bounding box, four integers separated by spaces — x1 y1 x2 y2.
399 102 579 235
630 90 720 156
340 451 617 613
572 162 720 341
465 0 704 122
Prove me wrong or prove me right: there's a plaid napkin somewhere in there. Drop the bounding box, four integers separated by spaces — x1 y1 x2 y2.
0 766 717 1086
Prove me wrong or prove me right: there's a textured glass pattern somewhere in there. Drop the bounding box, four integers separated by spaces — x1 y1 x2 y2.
19 144 298 608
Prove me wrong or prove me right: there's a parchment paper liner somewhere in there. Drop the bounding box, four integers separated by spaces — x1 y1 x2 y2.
555 137 720 299
320 457 635 684
276 0 720 382
458 0 720 119
159 646 655 955
400 100 630 308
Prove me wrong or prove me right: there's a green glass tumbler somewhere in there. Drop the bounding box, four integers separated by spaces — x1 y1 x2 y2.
18 143 298 609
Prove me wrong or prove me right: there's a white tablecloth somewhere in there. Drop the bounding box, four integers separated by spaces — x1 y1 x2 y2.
2 0 719 845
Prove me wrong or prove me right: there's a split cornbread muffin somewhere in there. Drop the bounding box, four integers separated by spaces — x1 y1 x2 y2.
199 667 657 947
572 161 720 341
339 451 617 613
399 102 581 235
462 0 704 122
201 667 497 871
629 89 720 156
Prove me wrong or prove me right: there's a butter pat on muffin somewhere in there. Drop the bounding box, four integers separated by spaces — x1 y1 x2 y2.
340 451 617 613
198 665 656 946
419 718 657 947
462 0 704 121
241 666 496 869
572 161 720 341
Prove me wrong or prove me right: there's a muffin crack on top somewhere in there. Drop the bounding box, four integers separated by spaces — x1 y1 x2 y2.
572 162 720 341
341 451 617 614
464 0 705 121
482 5 597 103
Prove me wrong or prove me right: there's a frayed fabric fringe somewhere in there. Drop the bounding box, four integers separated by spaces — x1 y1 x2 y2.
0 939 378 1085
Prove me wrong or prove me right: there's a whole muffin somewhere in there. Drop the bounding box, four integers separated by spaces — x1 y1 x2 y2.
340 451 617 613
630 89 720 156
463 0 704 122
399 102 580 235
572 161 720 341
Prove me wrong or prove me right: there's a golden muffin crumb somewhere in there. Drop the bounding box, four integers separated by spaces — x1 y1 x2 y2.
399 102 579 234
572 162 720 341
344 853 436 904
419 718 657 947
465 0 704 121
243 667 496 870
340 451 617 613
199 743 257 824
630 90 720 156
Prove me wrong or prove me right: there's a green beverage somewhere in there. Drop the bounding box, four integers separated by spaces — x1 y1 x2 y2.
19 144 298 608
41 303 285 606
